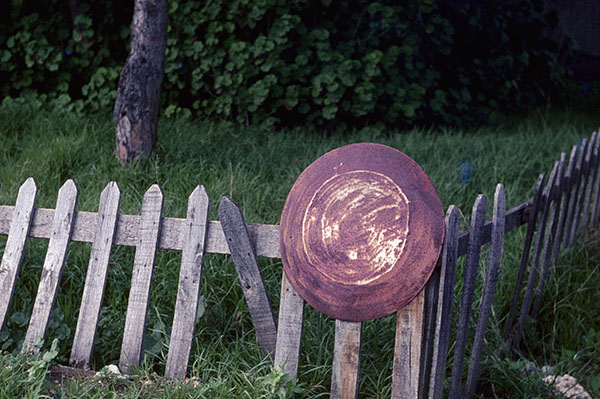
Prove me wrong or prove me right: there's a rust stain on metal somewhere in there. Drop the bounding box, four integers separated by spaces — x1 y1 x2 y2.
302 170 409 285
280 143 444 321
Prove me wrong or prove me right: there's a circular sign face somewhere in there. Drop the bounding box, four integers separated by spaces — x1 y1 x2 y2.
280 143 444 321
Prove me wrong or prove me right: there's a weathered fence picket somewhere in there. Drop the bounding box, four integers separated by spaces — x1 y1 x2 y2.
165 186 210 379
331 320 363 399
391 290 425 399
218 196 277 356
273 272 304 377
465 185 506 399
449 194 486 399
0 131 598 398
120 185 164 373
0 178 37 331
503 174 544 340
428 206 460 399
70 182 121 368
23 180 78 354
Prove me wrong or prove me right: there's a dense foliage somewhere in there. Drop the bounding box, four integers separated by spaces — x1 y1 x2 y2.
0 0 572 128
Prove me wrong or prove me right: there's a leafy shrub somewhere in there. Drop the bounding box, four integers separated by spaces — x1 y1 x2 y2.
0 0 572 129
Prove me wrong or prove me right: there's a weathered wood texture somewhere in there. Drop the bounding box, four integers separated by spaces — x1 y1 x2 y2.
428 206 460 399
23 180 78 354
165 186 210 379
70 182 121 368
449 195 486 399
0 207 280 258
274 272 305 378
0 178 37 331
513 165 558 350
331 320 362 399
218 196 277 356
465 185 506 399
503 174 544 339
119 185 164 373
392 290 425 399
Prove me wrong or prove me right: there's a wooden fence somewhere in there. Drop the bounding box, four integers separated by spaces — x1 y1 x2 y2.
0 131 598 398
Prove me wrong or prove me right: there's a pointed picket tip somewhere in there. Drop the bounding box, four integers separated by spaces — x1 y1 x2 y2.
446 205 459 224
101 181 121 197
494 184 505 205
472 194 487 214
218 195 240 216
19 177 38 196
58 179 78 196
144 184 164 200
189 185 209 203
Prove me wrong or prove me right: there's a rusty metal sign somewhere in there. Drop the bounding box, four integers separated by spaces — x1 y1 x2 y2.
280 143 445 321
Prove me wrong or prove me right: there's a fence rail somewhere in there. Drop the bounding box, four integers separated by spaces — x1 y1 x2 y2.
0 130 598 398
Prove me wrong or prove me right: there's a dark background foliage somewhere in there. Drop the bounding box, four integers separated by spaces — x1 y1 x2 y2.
0 0 573 129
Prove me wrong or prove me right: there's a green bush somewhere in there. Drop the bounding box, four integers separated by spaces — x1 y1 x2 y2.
0 0 572 129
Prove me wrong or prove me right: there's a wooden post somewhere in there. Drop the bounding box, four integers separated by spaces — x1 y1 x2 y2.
119 185 163 373
449 195 486 399
465 185 506 399
428 206 460 399
23 180 78 354
331 320 362 399
165 186 210 379
392 290 425 399
0 178 37 332
70 182 121 368
274 272 305 378
218 196 277 356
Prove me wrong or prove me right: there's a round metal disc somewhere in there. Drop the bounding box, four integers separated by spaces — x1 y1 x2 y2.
280 143 445 321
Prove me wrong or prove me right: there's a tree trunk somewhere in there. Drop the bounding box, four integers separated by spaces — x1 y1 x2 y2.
113 0 167 166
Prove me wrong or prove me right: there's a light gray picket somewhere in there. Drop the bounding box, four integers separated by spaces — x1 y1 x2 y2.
565 140 587 247
392 289 425 399
503 174 544 339
274 272 305 378
119 185 164 373
218 196 277 356
449 195 486 399
23 180 78 353
0 178 38 331
512 165 558 350
428 206 460 399
465 185 506 399
165 186 210 380
331 320 362 399
70 182 121 368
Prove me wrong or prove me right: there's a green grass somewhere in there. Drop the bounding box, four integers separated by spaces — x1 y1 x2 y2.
0 97 599 398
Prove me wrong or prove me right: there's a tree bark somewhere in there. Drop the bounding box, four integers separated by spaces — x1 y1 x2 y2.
113 0 167 166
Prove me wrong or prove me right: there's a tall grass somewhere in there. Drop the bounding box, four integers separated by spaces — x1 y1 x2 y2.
0 99 599 398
